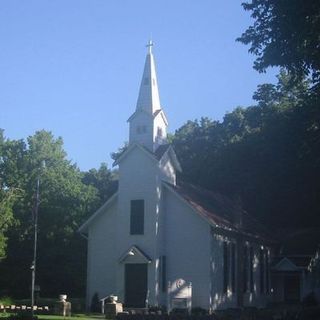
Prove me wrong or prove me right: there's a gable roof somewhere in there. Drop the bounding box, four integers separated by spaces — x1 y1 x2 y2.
153 109 168 126
270 228 320 271
118 245 152 263
156 144 182 172
112 143 158 167
164 181 274 243
272 257 302 271
272 255 314 271
113 143 182 172
127 109 153 123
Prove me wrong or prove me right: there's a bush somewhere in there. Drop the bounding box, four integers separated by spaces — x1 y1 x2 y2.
90 292 100 313
0 296 14 306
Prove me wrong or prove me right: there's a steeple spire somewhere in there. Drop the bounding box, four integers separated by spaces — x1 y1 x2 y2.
135 40 161 114
128 42 168 152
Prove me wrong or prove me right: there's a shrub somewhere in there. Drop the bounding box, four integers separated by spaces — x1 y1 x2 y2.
0 296 14 306
90 292 100 313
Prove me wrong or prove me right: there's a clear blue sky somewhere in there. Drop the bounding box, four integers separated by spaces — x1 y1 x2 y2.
0 0 277 171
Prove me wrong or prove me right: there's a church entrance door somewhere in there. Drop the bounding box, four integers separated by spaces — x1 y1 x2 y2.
284 273 300 302
125 263 148 307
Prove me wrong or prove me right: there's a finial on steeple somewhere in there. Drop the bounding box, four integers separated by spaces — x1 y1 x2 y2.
146 40 153 54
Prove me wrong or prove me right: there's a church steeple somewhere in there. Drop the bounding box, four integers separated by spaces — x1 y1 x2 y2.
128 42 168 152
135 40 161 114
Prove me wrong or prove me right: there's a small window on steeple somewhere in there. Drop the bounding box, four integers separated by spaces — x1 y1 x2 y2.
137 125 147 134
157 127 163 137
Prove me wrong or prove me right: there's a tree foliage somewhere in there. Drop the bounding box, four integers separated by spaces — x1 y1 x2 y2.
0 189 16 259
172 71 320 228
0 130 114 298
82 163 118 205
0 130 17 259
238 0 320 89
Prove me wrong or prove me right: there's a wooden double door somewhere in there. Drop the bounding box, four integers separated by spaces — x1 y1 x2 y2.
124 263 148 308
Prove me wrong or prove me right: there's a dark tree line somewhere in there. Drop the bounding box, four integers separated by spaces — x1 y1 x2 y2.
171 0 320 229
171 71 320 228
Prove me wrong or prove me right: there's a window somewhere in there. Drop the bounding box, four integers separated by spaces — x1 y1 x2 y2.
243 245 248 292
157 127 163 137
259 247 270 294
159 255 167 292
244 244 254 293
130 200 144 235
231 242 236 293
223 242 229 293
259 248 265 293
136 125 147 134
266 250 270 293
223 241 236 294
249 246 254 293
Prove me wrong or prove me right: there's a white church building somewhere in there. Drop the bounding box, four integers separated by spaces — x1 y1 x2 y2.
79 42 273 312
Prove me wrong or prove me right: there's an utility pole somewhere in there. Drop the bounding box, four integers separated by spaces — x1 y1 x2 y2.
31 161 45 319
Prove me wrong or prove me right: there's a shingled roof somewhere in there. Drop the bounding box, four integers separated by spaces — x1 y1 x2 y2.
164 181 274 243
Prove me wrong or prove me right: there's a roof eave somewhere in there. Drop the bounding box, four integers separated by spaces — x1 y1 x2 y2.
113 143 158 167
163 182 274 243
127 109 153 122
153 109 168 126
167 146 182 172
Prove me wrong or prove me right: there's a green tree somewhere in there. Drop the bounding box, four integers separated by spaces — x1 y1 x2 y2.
110 142 128 162
238 0 320 88
0 130 18 258
0 189 16 259
172 73 320 228
82 163 117 205
0 130 99 298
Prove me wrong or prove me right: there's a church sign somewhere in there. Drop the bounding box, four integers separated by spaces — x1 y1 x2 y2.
167 279 192 313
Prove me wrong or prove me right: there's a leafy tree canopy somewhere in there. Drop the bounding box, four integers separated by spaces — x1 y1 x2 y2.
172 71 320 229
238 0 320 89
0 189 17 259
82 162 118 205
0 130 115 298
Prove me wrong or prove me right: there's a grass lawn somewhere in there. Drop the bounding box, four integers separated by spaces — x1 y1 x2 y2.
38 316 105 320
0 314 105 320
